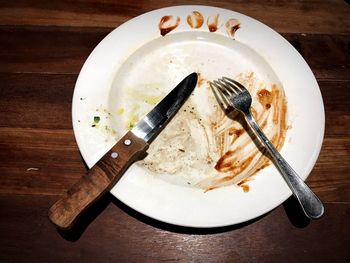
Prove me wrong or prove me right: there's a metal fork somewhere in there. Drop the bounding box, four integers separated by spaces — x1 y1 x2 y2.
210 77 324 219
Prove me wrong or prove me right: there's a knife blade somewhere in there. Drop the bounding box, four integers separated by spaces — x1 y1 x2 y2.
48 72 198 229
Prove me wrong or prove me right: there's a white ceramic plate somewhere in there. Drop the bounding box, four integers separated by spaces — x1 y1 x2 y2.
72 6 324 227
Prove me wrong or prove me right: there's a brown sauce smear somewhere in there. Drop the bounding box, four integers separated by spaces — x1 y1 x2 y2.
242 185 249 192
228 128 243 137
215 150 255 174
207 14 219 32
225 18 240 38
159 15 180 36
187 11 204 28
214 150 234 172
238 181 250 192
257 89 272 107
210 73 287 190
197 72 208 87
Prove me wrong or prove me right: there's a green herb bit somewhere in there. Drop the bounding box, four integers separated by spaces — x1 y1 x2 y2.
94 116 100 124
117 108 125 115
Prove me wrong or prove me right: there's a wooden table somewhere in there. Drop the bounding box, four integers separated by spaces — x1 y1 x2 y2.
1 1 349 262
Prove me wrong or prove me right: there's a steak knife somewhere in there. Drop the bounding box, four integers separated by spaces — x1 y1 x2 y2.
48 73 198 229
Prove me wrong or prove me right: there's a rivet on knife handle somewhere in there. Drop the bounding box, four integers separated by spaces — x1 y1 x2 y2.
48 131 149 230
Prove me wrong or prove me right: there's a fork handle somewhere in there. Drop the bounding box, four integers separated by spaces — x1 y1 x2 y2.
245 110 324 219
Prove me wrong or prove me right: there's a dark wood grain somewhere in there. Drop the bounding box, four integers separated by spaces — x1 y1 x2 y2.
0 26 110 74
0 127 84 195
0 27 349 80
283 33 350 80
0 0 349 262
0 73 74 129
0 0 349 34
1 195 349 262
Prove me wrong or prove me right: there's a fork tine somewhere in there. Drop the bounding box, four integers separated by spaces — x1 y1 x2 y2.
209 81 230 107
222 77 246 92
213 80 232 98
217 78 239 95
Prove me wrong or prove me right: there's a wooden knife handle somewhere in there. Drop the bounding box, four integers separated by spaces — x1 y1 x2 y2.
48 131 149 229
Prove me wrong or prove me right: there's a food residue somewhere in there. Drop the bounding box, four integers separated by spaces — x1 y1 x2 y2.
197 72 208 87
26 167 39 172
238 181 250 192
126 114 138 129
187 11 204 28
89 107 117 138
119 85 165 130
207 14 219 32
159 15 180 36
117 107 125 115
199 72 286 190
94 116 100 124
225 18 240 38
137 72 287 192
